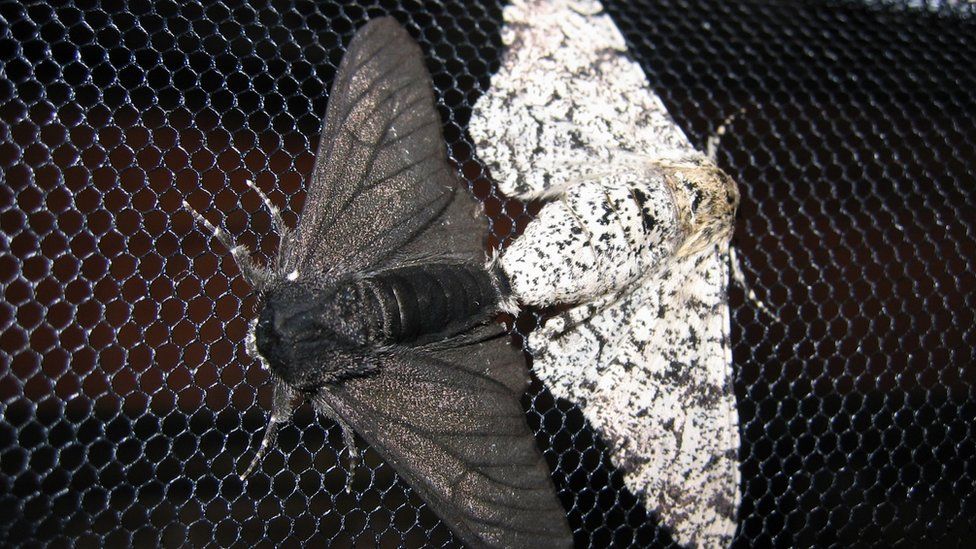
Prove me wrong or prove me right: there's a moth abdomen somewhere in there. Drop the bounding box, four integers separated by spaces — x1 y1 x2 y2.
360 263 507 344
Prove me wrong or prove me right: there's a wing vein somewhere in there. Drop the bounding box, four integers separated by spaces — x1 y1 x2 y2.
301 80 434 269
331 195 448 274
329 112 441 220
321 43 417 167
337 391 548 490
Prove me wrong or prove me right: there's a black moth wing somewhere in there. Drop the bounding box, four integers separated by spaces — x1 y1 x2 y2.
315 338 574 548
282 16 571 548
285 17 461 279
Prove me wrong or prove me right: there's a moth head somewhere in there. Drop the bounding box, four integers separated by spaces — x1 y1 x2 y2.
240 281 374 480
252 282 369 389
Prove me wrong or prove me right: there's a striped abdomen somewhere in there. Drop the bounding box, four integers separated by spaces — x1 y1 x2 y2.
353 263 507 345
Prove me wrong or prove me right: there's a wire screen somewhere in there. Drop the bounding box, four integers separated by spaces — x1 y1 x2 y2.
1 0 974 546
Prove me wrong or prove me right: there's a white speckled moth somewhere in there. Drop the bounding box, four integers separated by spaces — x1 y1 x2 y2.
469 1 741 547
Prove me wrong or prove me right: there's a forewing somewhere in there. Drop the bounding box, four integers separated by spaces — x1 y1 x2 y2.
287 17 457 279
467 0 694 201
380 177 487 269
316 338 573 548
499 172 680 307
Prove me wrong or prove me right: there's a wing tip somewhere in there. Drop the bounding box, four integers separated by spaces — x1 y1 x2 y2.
359 15 413 44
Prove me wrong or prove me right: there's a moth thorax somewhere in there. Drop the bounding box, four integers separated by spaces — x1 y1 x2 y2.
357 263 506 344
667 165 740 257
253 283 375 386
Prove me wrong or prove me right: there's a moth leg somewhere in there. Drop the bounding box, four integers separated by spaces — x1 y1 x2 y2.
183 200 269 287
600 185 631 238
549 283 632 340
240 380 297 479
729 245 780 321
559 192 594 242
560 183 639 278
339 420 359 493
313 396 360 493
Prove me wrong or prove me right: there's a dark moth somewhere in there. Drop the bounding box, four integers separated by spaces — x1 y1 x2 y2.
183 17 572 548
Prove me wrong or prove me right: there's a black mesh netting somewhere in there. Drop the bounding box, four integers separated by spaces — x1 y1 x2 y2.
2 0 975 547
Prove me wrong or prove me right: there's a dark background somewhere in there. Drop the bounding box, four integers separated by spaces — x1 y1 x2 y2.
1 0 974 546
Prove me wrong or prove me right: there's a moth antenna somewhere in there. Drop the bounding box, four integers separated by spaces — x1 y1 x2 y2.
706 108 745 163
566 183 634 276
244 179 294 272
245 179 287 236
240 380 297 480
182 199 269 287
558 191 615 278
551 118 704 169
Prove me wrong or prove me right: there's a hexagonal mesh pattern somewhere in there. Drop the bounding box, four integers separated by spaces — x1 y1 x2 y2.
2 0 974 547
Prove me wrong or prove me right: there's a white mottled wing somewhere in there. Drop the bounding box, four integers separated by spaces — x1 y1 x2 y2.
528 246 740 548
469 0 693 201
469 0 742 548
